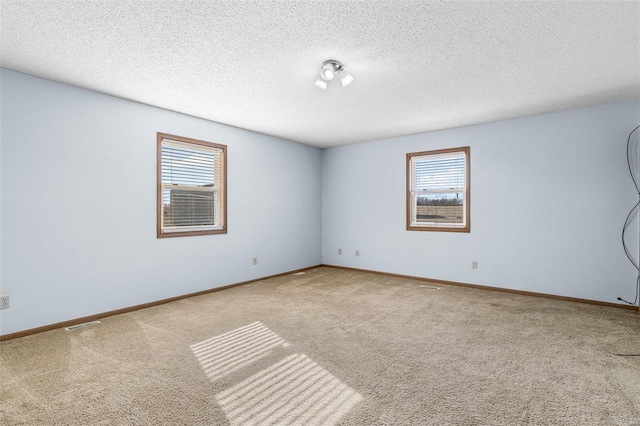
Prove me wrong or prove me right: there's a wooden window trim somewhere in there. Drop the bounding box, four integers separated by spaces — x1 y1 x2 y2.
406 146 470 233
157 132 227 238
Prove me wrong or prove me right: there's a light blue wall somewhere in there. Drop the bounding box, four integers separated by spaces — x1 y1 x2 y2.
2 67 638 336
322 100 640 304
0 69 322 335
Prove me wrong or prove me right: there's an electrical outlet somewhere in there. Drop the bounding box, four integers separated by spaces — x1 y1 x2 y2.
252 257 258 266
0 295 10 310
355 250 360 257
338 248 342 255
472 260 478 269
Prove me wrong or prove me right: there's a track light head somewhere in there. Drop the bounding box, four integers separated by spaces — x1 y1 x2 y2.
339 70 354 87
314 77 328 90
321 66 335 81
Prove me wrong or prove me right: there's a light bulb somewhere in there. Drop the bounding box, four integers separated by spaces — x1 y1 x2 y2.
321 67 335 80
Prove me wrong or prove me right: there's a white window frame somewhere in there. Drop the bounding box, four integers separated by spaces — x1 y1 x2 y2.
157 133 227 238
406 146 470 232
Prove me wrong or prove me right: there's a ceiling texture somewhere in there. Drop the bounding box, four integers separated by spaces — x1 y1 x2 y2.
1 1 639 148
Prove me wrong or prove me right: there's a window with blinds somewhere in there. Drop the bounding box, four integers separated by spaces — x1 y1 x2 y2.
407 147 470 232
157 133 227 238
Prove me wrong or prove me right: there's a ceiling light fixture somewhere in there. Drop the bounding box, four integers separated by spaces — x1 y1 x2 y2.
315 60 353 89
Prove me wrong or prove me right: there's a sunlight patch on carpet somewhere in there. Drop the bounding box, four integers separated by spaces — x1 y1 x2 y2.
191 321 287 380
215 353 363 426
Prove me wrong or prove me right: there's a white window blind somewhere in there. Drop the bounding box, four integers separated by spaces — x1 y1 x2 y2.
409 149 467 229
160 137 225 234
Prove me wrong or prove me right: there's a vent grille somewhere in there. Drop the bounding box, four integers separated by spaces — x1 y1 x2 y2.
64 321 101 331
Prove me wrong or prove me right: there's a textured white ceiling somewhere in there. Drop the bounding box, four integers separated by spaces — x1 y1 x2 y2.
1 1 639 148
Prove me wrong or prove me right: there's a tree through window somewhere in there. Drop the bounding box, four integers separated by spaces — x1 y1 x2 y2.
407 147 470 232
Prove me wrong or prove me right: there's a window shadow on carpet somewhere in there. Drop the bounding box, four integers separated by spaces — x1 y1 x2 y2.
191 322 362 426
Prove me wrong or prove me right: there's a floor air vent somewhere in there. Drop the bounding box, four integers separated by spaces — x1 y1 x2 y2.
64 321 101 331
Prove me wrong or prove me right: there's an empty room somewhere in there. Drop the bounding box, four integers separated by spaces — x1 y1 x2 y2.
1 1 639 425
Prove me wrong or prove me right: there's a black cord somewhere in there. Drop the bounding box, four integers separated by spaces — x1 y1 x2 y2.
621 201 640 270
616 274 638 305
619 125 640 306
614 126 640 358
627 125 640 193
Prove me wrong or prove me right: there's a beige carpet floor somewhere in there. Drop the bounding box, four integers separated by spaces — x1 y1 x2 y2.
1 266 639 425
